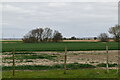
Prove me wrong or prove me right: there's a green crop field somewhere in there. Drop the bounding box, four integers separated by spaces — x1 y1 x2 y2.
2 41 119 52
2 41 120 79
2 69 118 78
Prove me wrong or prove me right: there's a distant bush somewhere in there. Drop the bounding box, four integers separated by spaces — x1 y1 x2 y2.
98 33 109 42
108 25 120 42
67 63 96 69
22 37 38 43
25 60 33 62
22 27 63 43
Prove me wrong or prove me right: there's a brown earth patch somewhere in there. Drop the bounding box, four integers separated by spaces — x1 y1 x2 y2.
63 40 114 42
1 42 16 43
2 50 118 67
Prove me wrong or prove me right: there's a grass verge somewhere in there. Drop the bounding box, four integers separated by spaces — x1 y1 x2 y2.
2 69 118 78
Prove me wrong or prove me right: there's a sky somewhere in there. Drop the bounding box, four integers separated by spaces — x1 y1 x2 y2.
1 2 118 38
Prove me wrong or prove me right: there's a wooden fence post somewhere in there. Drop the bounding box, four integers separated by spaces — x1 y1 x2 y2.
64 47 67 74
117 41 120 76
12 49 15 76
106 45 109 73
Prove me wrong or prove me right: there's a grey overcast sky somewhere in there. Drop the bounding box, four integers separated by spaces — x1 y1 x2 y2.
2 2 118 38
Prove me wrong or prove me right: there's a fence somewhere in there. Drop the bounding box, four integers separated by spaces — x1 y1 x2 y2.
2 46 119 76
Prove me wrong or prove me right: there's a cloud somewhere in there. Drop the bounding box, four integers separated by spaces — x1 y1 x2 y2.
3 4 32 14
48 2 67 7
1 0 119 2
2 2 117 38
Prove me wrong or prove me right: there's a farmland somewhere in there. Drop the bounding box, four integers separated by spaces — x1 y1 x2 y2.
1 40 120 79
2 41 119 52
2 50 118 67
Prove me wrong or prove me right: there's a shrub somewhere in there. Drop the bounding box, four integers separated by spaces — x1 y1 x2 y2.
98 33 109 42
97 63 117 67
3 63 96 70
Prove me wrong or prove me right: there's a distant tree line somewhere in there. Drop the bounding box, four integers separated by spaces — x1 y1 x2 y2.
64 25 119 42
65 25 120 42
22 27 62 43
63 36 97 40
98 25 120 42
22 25 120 43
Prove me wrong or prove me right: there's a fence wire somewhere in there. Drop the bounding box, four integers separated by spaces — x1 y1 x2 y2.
2 50 118 72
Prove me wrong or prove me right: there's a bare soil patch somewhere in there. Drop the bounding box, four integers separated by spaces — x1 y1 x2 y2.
2 50 118 67
63 40 114 42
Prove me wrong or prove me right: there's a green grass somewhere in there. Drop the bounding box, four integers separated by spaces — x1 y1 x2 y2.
3 52 37 55
3 63 118 71
2 69 118 78
2 63 96 70
2 42 119 52
4 54 57 60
